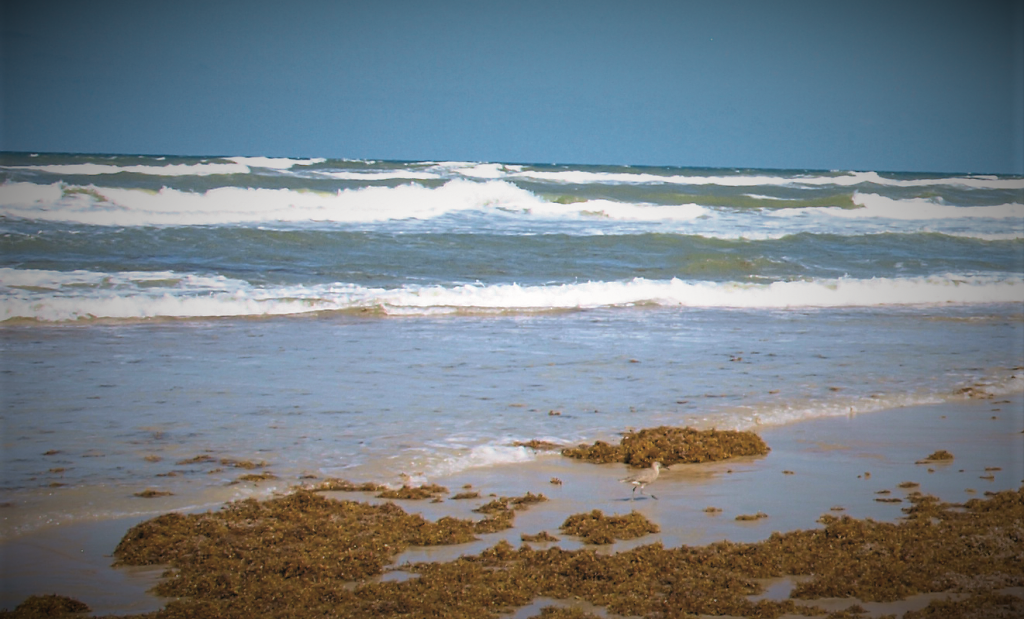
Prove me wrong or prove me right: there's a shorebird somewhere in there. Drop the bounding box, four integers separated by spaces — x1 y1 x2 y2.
620 461 666 500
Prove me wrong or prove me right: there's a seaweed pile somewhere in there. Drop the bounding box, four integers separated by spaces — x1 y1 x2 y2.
915 450 955 464
561 425 770 466
5 486 1020 619
1 595 89 617
558 509 659 544
310 479 449 500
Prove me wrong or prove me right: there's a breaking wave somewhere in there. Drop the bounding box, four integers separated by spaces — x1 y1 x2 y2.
3 269 1020 322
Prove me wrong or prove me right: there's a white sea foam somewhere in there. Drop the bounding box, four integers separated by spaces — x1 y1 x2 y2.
226 156 325 169
419 444 542 479
368 274 1024 311
2 162 252 176
531 199 709 221
767 192 1024 221
315 170 443 181
0 156 327 177
3 269 1021 322
7 180 1018 234
0 180 712 227
724 372 1024 432
5 157 1022 189
479 168 1024 189
720 392 948 432
445 162 525 178
0 180 546 226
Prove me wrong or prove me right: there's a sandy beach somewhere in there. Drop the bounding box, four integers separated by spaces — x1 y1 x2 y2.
2 393 1021 617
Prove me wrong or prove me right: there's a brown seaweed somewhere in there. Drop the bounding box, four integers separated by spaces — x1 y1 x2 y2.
916 449 955 464
309 478 385 492
0 594 90 617
473 492 548 514
512 440 563 451
234 472 277 483
134 489 174 498
561 425 769 466
220 458 268 469
559 509 660 544
735 511 769 521
376 484 448 500
521 531 560 543
174 454 217 465
9 485 1023 619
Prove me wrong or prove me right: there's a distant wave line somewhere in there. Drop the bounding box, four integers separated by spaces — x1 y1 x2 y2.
1 181 1021 230
3 157 1022 189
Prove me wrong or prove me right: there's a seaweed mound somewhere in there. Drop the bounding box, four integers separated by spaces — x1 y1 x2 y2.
521 531 560 543
310 478 385 492
1 594 90 617
512 440 563 451
377 484 448 500
559 509 660 544
473 492 548 515
310 480 449 500
561 426 769 466
916 449 955 464
112 491 501 595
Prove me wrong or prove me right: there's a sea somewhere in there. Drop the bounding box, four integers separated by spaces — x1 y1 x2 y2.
1 152 1022 538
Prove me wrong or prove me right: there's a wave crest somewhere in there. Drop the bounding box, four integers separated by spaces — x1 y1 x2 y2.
3 269 1020 322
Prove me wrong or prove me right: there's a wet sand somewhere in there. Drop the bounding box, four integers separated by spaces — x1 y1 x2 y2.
1 394 1021 617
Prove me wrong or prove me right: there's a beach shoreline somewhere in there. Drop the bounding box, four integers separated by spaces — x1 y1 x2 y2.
2 393 1021 617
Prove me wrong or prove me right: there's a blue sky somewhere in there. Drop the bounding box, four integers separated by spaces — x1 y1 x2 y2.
2 0 1022 173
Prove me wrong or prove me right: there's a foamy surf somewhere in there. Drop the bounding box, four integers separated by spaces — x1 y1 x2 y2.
2 179 1021 243
0 180 545 226
768 192 1024 221
411 444 548 482
483 167 1024 189
3 269 1021 322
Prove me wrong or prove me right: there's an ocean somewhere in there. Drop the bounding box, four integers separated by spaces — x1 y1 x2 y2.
1 153 1022 538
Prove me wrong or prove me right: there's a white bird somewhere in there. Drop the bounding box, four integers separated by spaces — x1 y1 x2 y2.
620 461 666 500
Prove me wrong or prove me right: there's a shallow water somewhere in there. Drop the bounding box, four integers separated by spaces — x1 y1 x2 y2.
2 304 1021 537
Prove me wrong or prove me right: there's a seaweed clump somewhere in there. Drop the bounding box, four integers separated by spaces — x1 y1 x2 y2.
735 512 769 521
473 492 548 515
109 490 509 614
916 450 954 464
234 472 278 483
512 440 563 451
901 591 1024 618
561 426 769 466
559 509 660 544
0 594 89 617
220 458 268 469
377 484 448 500
310 478 385 492
309 479 448 500
521 531 560 543
134 489 174 498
